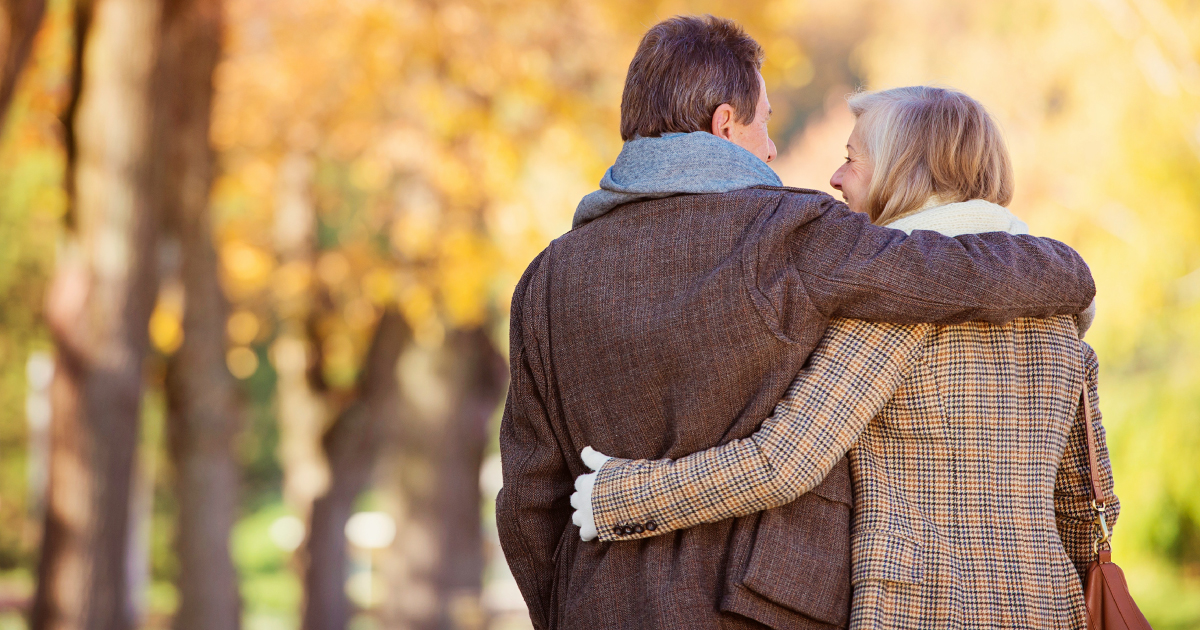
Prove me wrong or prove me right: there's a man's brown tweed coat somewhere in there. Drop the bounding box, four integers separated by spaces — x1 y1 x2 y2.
589 316 1116 629
496 186 1096 630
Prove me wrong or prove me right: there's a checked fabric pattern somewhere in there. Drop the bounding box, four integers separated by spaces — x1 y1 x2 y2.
590 315 1118 629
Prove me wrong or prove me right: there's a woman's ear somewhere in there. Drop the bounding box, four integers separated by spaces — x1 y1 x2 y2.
711 103 736 139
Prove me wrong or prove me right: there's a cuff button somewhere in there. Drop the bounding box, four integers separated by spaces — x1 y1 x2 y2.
633 524 644 534
621 526 634 536
646 521 657 531
613 526 623 536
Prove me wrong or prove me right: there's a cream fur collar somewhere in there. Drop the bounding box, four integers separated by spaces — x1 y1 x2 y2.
884 198 1029 237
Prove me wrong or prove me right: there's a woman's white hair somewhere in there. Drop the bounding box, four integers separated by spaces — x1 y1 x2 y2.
847 86 1014 225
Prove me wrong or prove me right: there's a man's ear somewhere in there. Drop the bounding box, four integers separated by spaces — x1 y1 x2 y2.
711 103 736 139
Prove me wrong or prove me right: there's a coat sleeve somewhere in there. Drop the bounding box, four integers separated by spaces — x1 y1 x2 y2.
589 319 929 542
1054 343 1120 582
495 250 573 630
789 196 1096 325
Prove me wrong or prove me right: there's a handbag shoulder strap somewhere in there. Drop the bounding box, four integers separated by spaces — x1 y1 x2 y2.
1080 385 1109 507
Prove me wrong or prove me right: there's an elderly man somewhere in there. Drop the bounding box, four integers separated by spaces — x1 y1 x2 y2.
496 15 1095 630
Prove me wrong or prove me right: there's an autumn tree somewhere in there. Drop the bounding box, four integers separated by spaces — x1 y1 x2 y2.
301 310 408 630
380 329 505 629
31 0 245 628
153 0 242 628
32 0 162 626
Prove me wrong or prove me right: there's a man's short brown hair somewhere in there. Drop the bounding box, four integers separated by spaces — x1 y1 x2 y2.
620 15 764 141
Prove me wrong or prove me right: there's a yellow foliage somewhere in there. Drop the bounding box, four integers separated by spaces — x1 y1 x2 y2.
149 308 183 355
221 242 273 294
226 346 259 379
315 252 351 288
320 332 358 389
438 230 495 329
361 268 396 305
149 282 185 354
399 283 436 331
343 298 377 332
227 311 260 346
273 262 313 302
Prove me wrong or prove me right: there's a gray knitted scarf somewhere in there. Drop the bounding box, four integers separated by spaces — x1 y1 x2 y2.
572 131 782 228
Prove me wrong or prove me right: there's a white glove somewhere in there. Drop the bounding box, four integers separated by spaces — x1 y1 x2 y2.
570 446 612 541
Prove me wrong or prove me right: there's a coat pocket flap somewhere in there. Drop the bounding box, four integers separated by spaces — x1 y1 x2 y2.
737 493 852 627
851 530 925 585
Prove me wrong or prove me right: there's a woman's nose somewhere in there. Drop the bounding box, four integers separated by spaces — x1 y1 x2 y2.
830 165 844 191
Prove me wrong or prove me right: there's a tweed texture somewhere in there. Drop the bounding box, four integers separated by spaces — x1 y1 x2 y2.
590 316 1117 629
496 186 1097 630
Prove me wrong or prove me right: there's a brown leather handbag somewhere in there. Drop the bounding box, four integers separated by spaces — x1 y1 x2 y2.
1079 388 1152 630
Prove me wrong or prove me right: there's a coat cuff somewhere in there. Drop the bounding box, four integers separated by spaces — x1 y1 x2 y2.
592 457 669 542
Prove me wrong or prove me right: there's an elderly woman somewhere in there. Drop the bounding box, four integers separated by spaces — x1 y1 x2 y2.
570 87 1117 628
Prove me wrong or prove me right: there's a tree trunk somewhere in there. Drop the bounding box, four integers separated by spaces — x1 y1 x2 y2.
32 0 162 627
154 0 240 628
301 310 410 630
382 328 506 630
272 151 330 517
0 0 46 122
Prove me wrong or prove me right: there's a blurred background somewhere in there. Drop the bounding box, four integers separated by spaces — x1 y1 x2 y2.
0 0 1197 629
